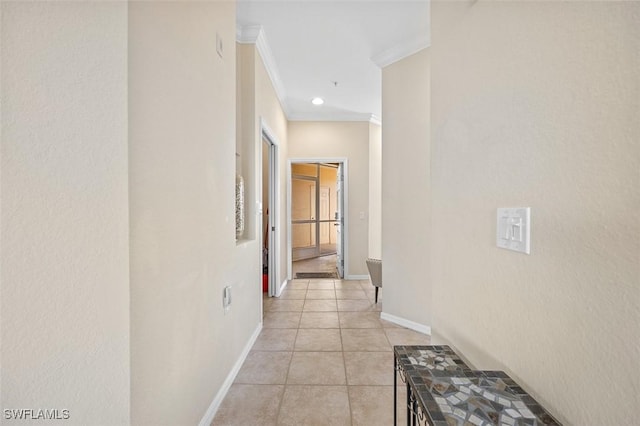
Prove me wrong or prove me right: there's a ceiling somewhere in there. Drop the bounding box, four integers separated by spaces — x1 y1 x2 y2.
236 0 430 122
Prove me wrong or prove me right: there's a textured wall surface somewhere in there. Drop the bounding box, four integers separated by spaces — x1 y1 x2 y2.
1 2 130 424
128 2 242 424
381 49 431 327
288 121 371 277
254 46 290 289
368 123 382 259
430 2 640 424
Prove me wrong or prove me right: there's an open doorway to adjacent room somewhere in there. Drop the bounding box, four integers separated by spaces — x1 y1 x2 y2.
261 129 278 298
288 160 346 280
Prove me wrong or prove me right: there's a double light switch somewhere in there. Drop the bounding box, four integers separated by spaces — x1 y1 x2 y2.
497 207 531 254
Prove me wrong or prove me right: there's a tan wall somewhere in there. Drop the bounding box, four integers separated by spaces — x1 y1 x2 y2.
368 123 382 259
430 2 640 424
288 121 370 277
1 2 130 424
237 42 288 293
129 2 247 424
381 49 431 327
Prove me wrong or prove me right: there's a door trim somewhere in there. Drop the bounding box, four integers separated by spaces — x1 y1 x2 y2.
287 158 349 280
260 119 280 298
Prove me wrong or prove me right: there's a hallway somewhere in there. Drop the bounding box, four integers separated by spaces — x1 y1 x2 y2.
212 278 430 425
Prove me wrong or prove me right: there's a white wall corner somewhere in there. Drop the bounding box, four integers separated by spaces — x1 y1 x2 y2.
371 35 430 68
198 322 263 426
380 312 431 336
236 24 290 117
369 114 382 126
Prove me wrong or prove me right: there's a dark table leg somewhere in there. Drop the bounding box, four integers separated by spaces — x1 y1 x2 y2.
394 353 397 425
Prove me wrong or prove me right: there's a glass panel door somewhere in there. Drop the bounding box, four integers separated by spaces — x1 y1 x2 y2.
292 176 317 261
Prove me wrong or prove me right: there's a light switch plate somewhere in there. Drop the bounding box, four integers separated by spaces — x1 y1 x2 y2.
497 207 531 254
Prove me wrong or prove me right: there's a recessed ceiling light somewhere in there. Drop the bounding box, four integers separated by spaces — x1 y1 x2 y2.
311 97 324 105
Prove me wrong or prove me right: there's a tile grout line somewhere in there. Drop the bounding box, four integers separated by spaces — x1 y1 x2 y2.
336 281 354 426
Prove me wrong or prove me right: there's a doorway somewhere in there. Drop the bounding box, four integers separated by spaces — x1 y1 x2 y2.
288 159 347 279
262 128 278 297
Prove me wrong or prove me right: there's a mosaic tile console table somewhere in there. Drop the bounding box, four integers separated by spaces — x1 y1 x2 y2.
393 345 562 426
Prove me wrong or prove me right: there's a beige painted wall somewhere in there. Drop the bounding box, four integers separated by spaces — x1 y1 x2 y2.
430 2 640 424
129 2 251 424
381 49 431 327
1 2 130 424
368 123 382 259
288 121 370 277
237 42 288 293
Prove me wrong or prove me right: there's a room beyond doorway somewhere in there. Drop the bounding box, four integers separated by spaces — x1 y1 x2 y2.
288 159 347 280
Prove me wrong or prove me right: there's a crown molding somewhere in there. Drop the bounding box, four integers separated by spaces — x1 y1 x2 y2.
237 25 290 117
371 35 430 68
237 25 383 123
288 112 381 124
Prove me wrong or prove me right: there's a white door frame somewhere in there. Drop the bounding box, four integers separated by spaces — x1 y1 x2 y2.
287 158 349 280
260 119 280 297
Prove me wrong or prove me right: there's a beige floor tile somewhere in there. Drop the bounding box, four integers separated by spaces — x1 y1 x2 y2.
384 328 431 346
380 318 402 328
252 329 298 351
211 384 283 426
279 289 307 300
349 386 395 426
287 280 309 290
337 299 380 312
267 299 305 312
335 280 363 289
294 328 342 351
263 312 301 329
339 312 383 328
358 279 372 288
303 299 337 312
305 289 336 299
299 312 340 329
336 289 368 300
234 351 292 385
341 328 391 351
344 351 394 385
307 280 335 290
286 352 345 385
277 385 350 426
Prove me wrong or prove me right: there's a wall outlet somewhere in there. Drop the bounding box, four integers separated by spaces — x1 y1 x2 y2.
223 286 232 314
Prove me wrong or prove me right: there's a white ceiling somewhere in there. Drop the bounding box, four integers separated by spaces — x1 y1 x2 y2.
237 0 430 122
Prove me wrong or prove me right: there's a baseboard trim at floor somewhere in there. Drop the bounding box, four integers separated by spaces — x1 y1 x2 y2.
346 274 369 280
380 312 431 336
198 322 263 426
276 279 288 297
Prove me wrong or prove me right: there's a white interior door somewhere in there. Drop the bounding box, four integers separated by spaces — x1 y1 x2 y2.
336 164 344 278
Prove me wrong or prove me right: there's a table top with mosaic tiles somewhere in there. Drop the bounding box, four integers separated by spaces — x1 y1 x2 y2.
394 346 562 426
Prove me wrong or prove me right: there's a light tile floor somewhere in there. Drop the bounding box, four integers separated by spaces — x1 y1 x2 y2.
212 279 430 426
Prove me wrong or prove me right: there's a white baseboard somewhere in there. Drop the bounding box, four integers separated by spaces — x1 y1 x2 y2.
198 322 263 426
380 312 431 336
276 279 288 297
345 274 369 280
